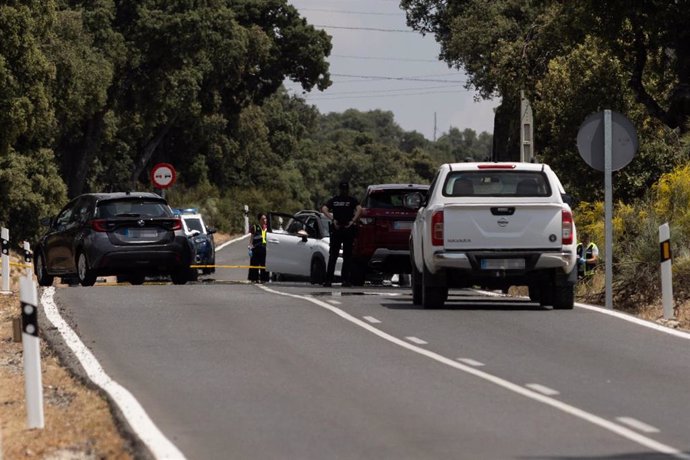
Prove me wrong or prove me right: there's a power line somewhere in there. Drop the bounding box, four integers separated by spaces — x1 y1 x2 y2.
304 89 470 101
331 54 439 63
291 84 464 97
298 8 401 16
314 24 416 33
330 73 466 83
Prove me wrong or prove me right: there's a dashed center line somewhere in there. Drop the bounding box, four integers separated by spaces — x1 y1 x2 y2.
456 358 485 367
363 316 381 324
405 336 428 345
616 417 660 434
525 383 560 396
326 299 341 305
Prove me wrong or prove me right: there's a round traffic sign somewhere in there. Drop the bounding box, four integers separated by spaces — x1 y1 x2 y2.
576 111 638 172
150 163 177 189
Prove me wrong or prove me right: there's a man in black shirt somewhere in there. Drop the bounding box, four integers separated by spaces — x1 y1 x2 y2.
321 181 362 287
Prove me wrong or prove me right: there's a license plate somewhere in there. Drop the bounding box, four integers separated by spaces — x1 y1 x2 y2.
393 221 413 230
480 258 525 270
126 228 158 238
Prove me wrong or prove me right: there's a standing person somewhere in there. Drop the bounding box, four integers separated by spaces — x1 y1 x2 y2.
576 232 599 280
321 181 362 287
248 212 270 283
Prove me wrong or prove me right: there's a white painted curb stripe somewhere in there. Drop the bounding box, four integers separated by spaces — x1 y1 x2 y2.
40 288 186 460
259 284 690 459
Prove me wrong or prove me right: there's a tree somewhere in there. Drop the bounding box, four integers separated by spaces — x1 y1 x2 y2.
52 0 332 196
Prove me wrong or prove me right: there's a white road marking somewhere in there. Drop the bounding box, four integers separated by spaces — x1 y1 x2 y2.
216 233 249 251
363 316 381 324
473 288 690 340
616 417 660 434
525 383 560 396
405 336 428 345
456 358 485 367
327 299 342 305
259 284 690 460
40 288 186 460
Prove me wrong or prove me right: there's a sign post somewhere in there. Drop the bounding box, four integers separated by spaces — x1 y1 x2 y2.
150 163 177 198
577 110 638 309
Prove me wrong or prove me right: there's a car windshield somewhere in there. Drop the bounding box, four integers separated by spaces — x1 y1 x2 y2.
365 189 420 208
96 200 172 218
184 217 204 233
443 171 551 197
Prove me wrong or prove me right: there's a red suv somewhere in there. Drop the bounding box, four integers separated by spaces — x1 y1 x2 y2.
351 183 429 286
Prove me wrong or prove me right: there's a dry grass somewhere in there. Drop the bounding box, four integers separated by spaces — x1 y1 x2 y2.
0 257 134 459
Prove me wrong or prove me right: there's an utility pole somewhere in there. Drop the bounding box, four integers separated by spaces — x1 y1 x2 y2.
520 90 534 162
433 112 437 142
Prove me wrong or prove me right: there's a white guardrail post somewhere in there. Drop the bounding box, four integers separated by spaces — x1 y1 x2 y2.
243 204 249 234
19 274 45 429
659 223 674 320
1 227 10 294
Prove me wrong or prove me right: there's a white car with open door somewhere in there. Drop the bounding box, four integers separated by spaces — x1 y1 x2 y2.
265 210 342 284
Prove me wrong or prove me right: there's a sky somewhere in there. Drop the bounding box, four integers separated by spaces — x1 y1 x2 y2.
284 0 499 141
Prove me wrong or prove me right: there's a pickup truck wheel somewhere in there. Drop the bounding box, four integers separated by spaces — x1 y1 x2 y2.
411 264 422 305
350 260 366 286
552 284 575 310
422 266 447 309
528 284 541 302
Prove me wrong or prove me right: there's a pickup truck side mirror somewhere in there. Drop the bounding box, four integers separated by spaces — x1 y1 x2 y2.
562 193 575 207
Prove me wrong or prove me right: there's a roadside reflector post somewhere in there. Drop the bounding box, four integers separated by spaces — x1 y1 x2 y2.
243 205 249 234
19 274 44 429
1 227 10 294
659 223 674 320
23 241 33 278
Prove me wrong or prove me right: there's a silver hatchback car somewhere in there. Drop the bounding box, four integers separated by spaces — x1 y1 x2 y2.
34 192 193 286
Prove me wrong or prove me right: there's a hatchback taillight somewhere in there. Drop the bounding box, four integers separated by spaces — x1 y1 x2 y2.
562 209 573 245
91 219 108 232
171 218 182 231
431 211 444 246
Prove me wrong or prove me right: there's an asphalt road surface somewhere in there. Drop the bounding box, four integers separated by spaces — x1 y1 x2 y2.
43 238 690 459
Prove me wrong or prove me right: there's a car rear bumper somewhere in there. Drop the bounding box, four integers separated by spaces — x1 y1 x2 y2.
89 247 190 275
368 248 412 273
431 250 576 272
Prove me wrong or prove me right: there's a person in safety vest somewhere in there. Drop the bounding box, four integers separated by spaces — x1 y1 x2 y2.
321 181 362 287
576 232 599 280
248 212 269 283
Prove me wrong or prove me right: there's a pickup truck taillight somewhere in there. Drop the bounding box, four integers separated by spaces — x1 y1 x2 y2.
431 210 444 246
562 209 573 244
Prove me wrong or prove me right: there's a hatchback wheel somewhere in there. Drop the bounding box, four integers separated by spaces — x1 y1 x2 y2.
77 252 97 287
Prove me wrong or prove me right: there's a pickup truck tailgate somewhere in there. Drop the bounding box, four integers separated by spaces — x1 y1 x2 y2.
443 203 564 250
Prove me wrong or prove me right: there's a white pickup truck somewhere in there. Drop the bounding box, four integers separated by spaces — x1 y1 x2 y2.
409 162 577 309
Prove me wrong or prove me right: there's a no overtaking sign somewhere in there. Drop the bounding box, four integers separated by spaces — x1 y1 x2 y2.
150 163 177 189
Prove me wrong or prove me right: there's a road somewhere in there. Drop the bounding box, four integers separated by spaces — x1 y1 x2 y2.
42 237 690 459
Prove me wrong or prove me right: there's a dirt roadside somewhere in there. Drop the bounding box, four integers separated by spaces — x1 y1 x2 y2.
1 236 688 459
